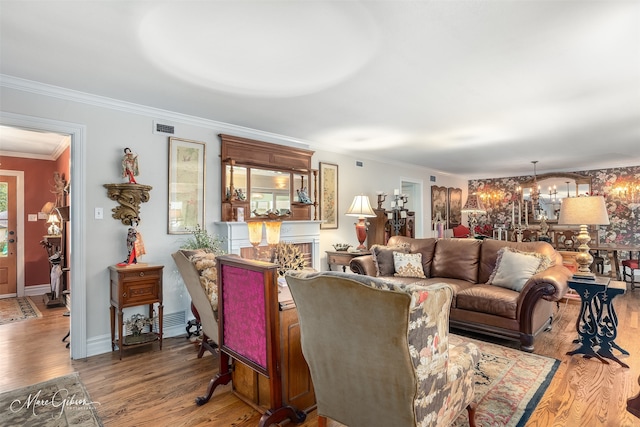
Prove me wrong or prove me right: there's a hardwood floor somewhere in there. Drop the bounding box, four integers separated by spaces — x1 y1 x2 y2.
2 290 640 426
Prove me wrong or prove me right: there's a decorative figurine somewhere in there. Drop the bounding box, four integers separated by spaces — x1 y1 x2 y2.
297 187 312 204
118 221 146 266
122 147 139 184
51 171 67 207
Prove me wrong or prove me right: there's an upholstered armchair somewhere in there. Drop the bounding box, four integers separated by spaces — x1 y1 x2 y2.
172 249 219 357
285 270 480 427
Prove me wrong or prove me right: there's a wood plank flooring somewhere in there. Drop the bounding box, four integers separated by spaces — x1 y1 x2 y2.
2 290 640 426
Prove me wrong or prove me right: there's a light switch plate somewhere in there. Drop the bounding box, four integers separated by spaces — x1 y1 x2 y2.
38 212 48 220
95 207 103 219
28 214 38 222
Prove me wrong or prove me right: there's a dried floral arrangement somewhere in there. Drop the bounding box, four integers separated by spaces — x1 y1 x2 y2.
275 242 306 277
125 313 154 336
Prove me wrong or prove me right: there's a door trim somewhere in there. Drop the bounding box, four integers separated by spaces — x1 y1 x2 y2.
400 177 424 237
0 171 24 296
0 112 87 359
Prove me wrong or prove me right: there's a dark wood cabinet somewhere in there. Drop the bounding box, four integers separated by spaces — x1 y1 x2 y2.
109 264 164 359
366 208 416 248
232 286 315 414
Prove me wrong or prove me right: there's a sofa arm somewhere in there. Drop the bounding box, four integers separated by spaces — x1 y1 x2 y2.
350 255 377 276
520 264 572 303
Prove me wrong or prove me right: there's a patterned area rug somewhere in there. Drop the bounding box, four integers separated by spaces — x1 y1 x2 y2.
0 296 43 325
0 372 103 426
451 334 559 427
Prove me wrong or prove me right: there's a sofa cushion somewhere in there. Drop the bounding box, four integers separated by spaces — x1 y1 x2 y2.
479 239 559 284
487 247 552 291
431 238 481 283
456 285 518 319
387 236 437 277
371 243 410 276
393 252 426 278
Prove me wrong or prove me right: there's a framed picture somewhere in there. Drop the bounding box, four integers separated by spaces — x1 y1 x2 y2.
168 137 206 234
447 187 462 229
319 162 338 229
431 186 448 229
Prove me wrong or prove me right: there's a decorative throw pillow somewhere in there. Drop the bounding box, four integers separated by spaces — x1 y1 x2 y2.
393 252 426 278
487 247 550 292
371 243 410 276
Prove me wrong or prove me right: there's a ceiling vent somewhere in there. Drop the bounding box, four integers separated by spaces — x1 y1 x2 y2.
153 120 175 135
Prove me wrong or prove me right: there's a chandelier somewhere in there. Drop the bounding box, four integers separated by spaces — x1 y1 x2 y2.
529 160 540 208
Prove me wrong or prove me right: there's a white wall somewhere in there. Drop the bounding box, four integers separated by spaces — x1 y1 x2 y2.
1 82 467 357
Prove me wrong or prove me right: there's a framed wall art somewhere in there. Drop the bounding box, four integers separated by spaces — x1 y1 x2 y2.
447 187 462 229
319 162 338 229
168 137 206 234
431 185 448 229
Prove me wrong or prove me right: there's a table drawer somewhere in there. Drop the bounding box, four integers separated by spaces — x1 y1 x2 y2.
121 280 160 306
327 253 351 265
121 268 161 281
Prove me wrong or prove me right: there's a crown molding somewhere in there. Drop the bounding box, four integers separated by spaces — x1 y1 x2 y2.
0 74 312 149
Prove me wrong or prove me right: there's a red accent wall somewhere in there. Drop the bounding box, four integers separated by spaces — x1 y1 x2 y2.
0 152 70 287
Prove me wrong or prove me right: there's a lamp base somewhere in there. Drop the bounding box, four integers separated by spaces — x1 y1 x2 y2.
354 218 368 251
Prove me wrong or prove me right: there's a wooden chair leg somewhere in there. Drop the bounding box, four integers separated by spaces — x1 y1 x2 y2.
467 402 477 427
318 415 328 427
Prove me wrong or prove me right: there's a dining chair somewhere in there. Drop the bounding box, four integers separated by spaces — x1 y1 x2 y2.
622 258 639 289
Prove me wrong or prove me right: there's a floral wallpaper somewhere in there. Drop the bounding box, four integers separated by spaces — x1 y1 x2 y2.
468 165 640 247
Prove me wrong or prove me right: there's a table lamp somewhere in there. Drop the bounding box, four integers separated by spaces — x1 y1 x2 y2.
345 195 376 251
461 194 486 239
558 196 610 279
247 221 264 259
264 220 282 263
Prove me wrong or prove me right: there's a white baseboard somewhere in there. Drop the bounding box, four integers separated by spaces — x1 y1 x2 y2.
24 285 50 297
85 324 189 358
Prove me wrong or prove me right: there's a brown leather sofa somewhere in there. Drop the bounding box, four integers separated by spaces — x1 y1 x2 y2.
350 236 572 351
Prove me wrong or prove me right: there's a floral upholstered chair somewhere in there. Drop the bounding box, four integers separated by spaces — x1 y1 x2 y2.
285 270 480 427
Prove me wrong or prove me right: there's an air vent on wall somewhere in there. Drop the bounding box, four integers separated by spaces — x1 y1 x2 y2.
153 120 175 135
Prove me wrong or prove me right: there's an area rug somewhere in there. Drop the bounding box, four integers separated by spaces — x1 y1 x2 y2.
0 372 103 426
0 296 43 325
450 334 559 427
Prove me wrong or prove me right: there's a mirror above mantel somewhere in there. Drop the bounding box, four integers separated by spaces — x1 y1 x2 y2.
521 172 591 223
219 134 316 222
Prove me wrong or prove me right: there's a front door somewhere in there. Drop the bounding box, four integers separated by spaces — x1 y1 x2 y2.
0 175 17 296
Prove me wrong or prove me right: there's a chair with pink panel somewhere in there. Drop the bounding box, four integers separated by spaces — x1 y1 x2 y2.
194 254 306 427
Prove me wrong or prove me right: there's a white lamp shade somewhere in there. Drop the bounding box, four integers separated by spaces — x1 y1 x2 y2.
345 195 376 218
558 196 610 225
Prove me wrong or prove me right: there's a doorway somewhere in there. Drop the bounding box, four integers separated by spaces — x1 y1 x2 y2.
0 112 87 359
0 174 18 296
400 178 423 237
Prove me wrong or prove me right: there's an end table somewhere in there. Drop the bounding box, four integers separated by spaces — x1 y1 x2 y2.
326 250 370 272
109 264 164 359
567 276 629 368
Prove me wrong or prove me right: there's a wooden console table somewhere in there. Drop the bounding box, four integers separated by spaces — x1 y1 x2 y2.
567 276 628 368
109 264 164 360
589 244 640 281
326 250 370 272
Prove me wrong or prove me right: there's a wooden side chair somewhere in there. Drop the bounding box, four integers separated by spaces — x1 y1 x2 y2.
622 258 639 289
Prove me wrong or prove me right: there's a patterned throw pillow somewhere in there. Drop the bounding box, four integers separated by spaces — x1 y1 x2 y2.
393 252 426 278
371 243 411 276
487 247 552 292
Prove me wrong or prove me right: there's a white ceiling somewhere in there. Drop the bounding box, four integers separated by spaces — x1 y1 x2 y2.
1 1 639 178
